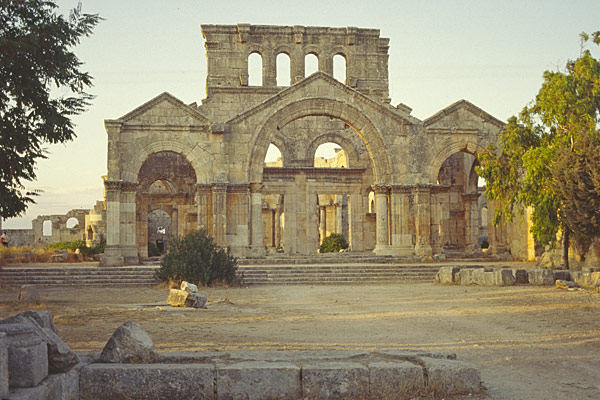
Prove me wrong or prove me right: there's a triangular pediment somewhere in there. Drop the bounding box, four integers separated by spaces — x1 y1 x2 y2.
116 92 210 126
424 99 504 131
228 72 415 125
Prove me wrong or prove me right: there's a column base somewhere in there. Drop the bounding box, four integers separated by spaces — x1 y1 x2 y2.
249 245 266 257
415 244 433 257
101 245 139 266
374 245 394 255
389 245 415 256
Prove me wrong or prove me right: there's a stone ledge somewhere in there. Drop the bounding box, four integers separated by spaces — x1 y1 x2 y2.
78 350 482 400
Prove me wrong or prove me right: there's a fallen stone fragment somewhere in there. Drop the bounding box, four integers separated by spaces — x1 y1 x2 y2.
18 284 40 304
0 323 48 388
99 321 157 364
181 281 198 293
555 280 579 289
167 288 207 308
434 266 460 284
20 310 57 333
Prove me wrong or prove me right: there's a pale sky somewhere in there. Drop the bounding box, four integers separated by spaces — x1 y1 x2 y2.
3 0 600 229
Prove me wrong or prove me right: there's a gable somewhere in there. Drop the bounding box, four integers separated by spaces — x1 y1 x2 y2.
118 92 210 127
424 100 504 132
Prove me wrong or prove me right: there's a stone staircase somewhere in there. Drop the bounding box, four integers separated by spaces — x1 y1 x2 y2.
237 263 440 285
0 266 159 286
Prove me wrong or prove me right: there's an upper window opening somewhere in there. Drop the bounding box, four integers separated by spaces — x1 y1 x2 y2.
314 142 348 168
264 143 283 167
248 52 263 86
276 53 291 86
43 220 52 236
333 53 347 83
66 217 79 229
305 53 318 77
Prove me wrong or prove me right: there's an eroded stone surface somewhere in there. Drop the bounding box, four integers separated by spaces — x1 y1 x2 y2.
99 321 157 364
17 285 40 304
423 357 482 396
0 332 8 400
0 323 48 388
217 361 300 400
301 362 369 400
369 361 424 399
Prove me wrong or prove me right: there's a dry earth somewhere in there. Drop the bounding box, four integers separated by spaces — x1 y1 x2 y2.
1 282 599 400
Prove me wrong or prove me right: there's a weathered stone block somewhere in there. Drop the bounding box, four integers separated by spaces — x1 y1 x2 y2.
483 271 496 286
17 285 40 304
494 269 515 286
369 361 424 399
572 271 600 289
553 270 571 281
301 362 369 400
512 269 529 284
458 268 474 285
6 385 46 400
527 269 555 285
423 357 482 396
79 364 215 400
100 321 157 364
19 310 57 333
40 368 79 400
555 280 578 289
0 323 48 388
434 266 460 284
216 361 300 400
0 332 8 400
181 281 198 294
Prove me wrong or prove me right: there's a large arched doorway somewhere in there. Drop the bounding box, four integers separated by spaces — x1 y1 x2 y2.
136 151 198 258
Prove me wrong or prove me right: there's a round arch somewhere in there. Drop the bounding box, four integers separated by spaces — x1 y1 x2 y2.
247 97 392 183
429 140 488 184
125 140 210 184
305 133 361 168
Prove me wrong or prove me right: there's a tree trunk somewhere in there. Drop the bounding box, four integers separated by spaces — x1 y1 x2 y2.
562 227 570 269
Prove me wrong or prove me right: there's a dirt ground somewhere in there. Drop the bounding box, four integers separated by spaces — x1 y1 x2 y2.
1 282 599 400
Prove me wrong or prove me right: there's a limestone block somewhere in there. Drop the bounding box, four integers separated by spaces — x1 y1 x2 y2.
39 368 79 400
470 268 487 285
494 269 515 286
99 321 157 364
434 266 460 284
512 269 529 284
216 361 300 400
79 364 215 400
8 311 56 334
457 268 473 285
167 289 207 308
181 281 198 294
555 280 579 289
572 272 600 289
527 269 555 286
17 285 40 304
0 323 48 388
0 333 8 400
301 362 369 400
553 270 571 281
483 270 496 286
423 357 482 396
6 385 46 400
368 361 424 399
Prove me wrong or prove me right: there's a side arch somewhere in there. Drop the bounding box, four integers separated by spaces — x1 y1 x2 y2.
247 97 392 184
305 133 361 168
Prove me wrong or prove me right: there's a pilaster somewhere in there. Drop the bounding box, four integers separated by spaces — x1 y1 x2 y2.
373 185 391 254
414 184 433 257
249 182 265 256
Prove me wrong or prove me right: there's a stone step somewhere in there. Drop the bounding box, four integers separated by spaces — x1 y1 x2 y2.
0 266 159 286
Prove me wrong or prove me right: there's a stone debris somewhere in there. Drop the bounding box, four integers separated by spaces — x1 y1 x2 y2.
555 280 579 289
99 321 158 364
166 282 208 309
17 284 40 304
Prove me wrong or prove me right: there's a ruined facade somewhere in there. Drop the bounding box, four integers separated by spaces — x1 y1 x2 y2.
102 24 510 266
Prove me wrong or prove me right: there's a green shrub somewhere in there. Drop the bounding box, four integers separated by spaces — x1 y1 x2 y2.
319 233 349 253
147 241 162 257
155 230 238 287
46 239 105 258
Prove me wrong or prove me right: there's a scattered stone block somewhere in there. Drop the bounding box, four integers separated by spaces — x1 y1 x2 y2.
17 285 40 304
39 368 79 400
434 266 460 284
7 385 46 400
553 270 571 281
423 357 482 396
527 269 555 285
572 271 600 289
167 289 207 308
99 321 157 364
19 310 57 333
512 269 529 284
217 361 300 400
0 323 48 388
79 364 215 400
494 269 515 286
181 281 198 293
458 268 474 285
471 268 494 285
1 313 79 373
0 332 8 400
369 361 424 399
301 362 369 400
555 280 579 289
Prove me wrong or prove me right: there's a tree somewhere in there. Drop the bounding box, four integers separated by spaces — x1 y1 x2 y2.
0 1 101 219
477 31 600 268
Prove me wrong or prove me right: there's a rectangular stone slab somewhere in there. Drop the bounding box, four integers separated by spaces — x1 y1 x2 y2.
301 362 369 400
79 364 215 400
369 361 425 399
422 357 482 396
216 361 301 400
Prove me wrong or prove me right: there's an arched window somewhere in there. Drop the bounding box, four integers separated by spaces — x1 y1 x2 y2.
248 52 263 86
66 217 79 229
276 53 291 86
305 53 318 77
43 220 52 236
333 53 346 83
264 143 283 167
314 142 348 168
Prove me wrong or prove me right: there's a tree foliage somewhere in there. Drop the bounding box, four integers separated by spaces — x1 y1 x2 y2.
155 230 238 287
477 32 600 265
0 0 101 218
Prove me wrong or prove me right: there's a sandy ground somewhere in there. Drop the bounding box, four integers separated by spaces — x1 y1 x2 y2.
1 282 599 400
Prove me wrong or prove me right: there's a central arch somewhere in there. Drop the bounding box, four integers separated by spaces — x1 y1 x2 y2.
248 97 392 184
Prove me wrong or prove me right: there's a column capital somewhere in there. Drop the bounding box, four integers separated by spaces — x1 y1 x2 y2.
195 183 212 193
462 193 480 201
211 183 228 192
249 182 264 194
390 185 412 194
227 184 250 194
372 184 390 195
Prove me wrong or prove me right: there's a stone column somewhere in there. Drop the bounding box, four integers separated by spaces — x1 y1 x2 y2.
119 182 140 265
282 190 297 254
462 193 480 251
171 207 179 239
373 185 390 254
249 183 265 256
335 198 343 235
319 206 327 243
348 193 363 251
195 184 211 231
211 183 227 247
414 185 433 257
390 185 414 255
102 180 124 266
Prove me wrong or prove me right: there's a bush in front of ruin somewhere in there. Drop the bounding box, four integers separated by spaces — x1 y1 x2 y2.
155 229 238 287
319 233 349 253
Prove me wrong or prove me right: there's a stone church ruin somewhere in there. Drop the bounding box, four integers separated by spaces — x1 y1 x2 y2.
99 24 516 266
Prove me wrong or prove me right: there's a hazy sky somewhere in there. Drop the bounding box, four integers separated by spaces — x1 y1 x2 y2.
3 0 600 229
